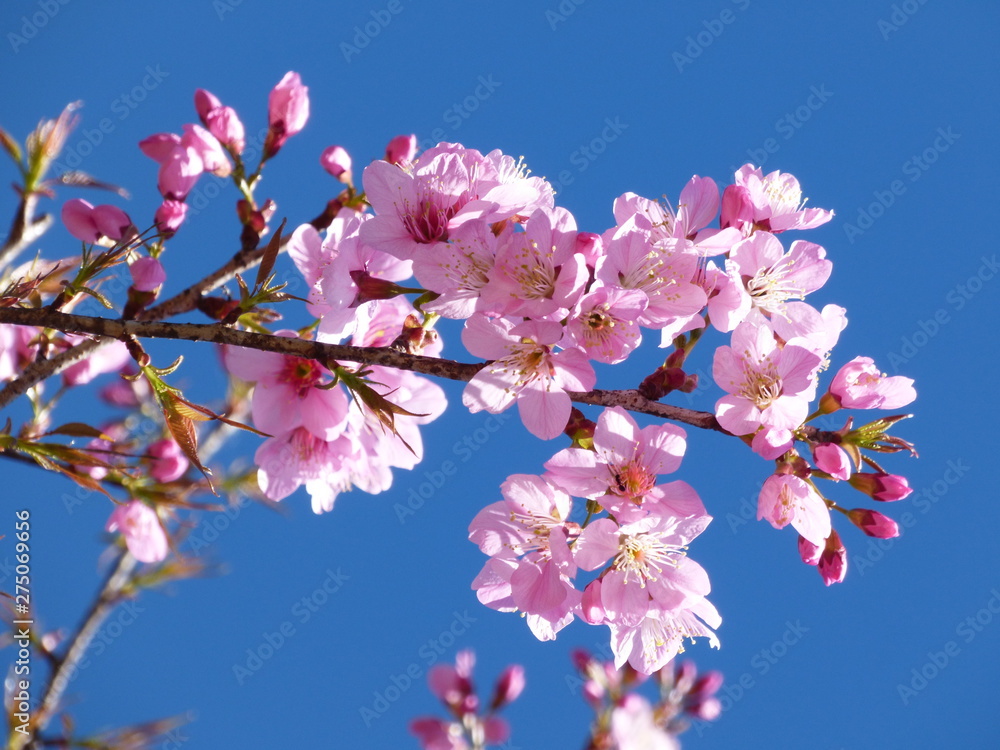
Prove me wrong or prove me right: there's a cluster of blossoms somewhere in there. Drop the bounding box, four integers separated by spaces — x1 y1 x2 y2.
470 407 718 674
409 650 524 750
571 648 723 750
0 71 918 673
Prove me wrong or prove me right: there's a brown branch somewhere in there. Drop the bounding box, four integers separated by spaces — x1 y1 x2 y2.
11 551 138 750
0 306 732 433
0 237 284 410
0 193 53 270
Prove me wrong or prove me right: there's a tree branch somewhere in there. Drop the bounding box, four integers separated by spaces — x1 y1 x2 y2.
0 237 284 410
0 306 732 433
12 550 138 750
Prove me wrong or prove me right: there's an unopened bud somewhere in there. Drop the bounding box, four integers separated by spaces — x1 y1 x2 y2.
847 508 900 539
848 472 912 502
818 529 847 586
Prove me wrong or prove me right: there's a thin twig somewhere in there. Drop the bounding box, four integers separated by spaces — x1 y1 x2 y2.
11 551 138 750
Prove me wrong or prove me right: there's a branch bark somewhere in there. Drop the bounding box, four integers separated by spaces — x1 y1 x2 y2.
11 551 138 750
0 306 732 433
0 237 284 410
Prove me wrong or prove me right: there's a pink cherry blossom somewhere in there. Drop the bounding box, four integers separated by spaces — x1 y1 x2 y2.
757 474 831 546
608 598 721 675
255 427 354 513
710 231 831 331
462 315 595 440
723 164 834 234
138 133 182 163
155 200 187 238
813 442 851 480
205 106 245 153
544 406 696 521
268 71 309 138
129 256 166 293
147 438 188 483
712 319 821 436
180 124 231 177
320 145 352 181
478 206 587 320
563 286 646 364
157 145 204 200
0 325 38 381
361 143 552 261
106 500 169 563
61 199 133 243
62 336 131 386
595 222 706 330
610 694 679 750
829 356 916 410
411 219 502 319
223 331 350 442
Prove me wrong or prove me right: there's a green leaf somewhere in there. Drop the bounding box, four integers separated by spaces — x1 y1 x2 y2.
255 217 286 291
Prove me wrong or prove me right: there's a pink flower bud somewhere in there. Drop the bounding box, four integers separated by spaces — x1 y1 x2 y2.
813 442 851 481
106 500 169 563
61 198 100 242
690 696 722 720
63 338 131 386
720 184 754 229
194 88 222 123
691 669 724 699
139 132 182 164
574 231 603 266
320 145 352 181
847 508 900 539
91 204 133 241
155 200 188 238
580 579 605 624
62 200 132 243
483 717 510 744
148 438 188 482
158 146 203 200
181 124 231 177
818 529 847 585
129 256 166 293
205 106 245 153
830 356 916 410
848 472 912 502
265 72 309 158
427 663 472 709
798 533 822 565
673 660 697 692
490 665 525 710
385 134 417 165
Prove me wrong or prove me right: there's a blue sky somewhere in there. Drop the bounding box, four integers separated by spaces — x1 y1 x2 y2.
2 1 998 748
